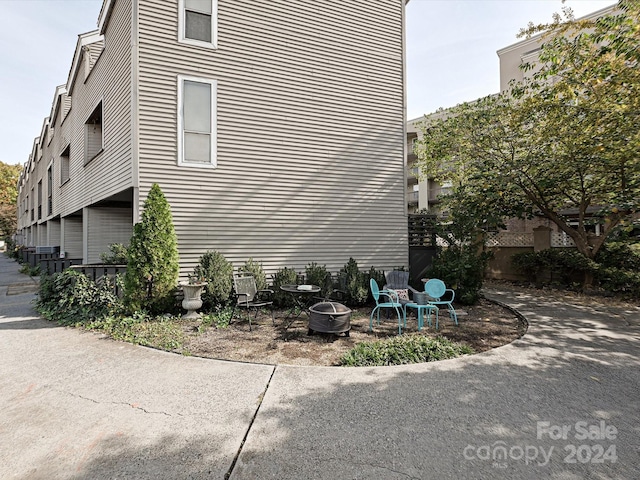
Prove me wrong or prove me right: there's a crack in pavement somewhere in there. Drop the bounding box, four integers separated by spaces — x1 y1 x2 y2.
225 365 277 480
58 389 180 417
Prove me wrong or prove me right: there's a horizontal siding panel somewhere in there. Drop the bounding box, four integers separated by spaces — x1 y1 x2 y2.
56 0 134 218
136 0 407 276
87 207 133 263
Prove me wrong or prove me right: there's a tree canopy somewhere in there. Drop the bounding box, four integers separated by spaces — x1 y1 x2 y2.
415 0 640 266
0 161 23 238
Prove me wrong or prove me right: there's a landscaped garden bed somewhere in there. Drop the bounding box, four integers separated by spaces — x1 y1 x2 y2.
153 296 525 366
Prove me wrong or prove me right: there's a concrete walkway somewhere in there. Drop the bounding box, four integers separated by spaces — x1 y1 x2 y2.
1 253 638 479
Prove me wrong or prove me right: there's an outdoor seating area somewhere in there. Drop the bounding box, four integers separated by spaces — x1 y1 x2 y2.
368 274 459 334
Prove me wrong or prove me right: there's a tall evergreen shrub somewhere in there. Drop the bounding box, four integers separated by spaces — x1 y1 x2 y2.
125 184 179 313
194 250 234 308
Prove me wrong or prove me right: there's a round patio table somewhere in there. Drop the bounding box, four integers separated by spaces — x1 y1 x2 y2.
280 284 322 329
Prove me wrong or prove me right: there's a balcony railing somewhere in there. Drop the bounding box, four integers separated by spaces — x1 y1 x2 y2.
406 191 419 204
428 187 452 202
406 166 420 178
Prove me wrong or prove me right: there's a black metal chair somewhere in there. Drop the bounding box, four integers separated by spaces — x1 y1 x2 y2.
230 275 274 331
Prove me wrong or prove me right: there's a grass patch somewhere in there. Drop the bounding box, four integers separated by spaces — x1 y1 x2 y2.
84 313 185 351
340 334 474 367
198 306 233 332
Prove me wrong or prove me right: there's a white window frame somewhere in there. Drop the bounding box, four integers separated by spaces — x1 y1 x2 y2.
178 0 218 49
46 159 54 217
177 75 217 169
60 144 71 185
84 99 104 165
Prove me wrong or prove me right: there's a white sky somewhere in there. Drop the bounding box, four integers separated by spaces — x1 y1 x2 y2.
0 0 616 166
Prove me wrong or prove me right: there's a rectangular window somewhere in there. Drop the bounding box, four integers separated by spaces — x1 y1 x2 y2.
47 164 53 216
178 76 217 168
85 101 103 164
37 181 42 220
179 0 217 48
60 145 70 184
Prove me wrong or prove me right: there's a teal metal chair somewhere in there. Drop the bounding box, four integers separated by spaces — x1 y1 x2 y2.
424 279 458 329
369 278 405 334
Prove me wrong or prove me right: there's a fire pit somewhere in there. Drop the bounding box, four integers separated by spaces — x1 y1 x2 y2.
308 302 352 336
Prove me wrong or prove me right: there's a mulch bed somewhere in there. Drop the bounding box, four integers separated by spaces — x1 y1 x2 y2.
181 297 527 366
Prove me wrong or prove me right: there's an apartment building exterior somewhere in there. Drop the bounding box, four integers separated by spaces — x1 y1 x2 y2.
16 0 409 276
407 3 617 230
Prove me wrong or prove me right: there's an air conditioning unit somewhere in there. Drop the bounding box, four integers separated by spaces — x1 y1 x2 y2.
35 246 60 254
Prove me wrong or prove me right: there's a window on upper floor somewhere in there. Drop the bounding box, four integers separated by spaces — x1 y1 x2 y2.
47 163 53 216
37 181 42 220
85 101 103 164
179 0 217 48
60 145 70 185
177 75 217 168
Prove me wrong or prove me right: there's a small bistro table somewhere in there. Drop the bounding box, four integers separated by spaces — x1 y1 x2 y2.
404 302 438 330
279 284 322 328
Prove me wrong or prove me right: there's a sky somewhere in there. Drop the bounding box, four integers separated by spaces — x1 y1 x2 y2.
0 0 617 166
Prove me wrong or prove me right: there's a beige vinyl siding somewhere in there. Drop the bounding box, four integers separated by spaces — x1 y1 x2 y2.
138 0 407 276
62 216 84 259
38 223 46 246
58 0 133 218
86 207 133 263
47 219 61 246
62 94 72 121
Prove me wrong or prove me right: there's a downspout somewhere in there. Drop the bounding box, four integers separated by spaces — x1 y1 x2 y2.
131 0 140 224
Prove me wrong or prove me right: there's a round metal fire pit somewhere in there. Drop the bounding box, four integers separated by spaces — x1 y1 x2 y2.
308 302 352 336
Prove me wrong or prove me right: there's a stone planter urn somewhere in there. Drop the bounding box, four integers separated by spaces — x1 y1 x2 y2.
180 282 207 320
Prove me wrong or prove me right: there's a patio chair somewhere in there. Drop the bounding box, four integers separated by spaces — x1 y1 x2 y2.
424 278 458 328
383 270 419 305
230 275 274 331
369 278 405 334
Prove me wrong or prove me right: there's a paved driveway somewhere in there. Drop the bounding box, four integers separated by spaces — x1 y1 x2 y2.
1 255 638 479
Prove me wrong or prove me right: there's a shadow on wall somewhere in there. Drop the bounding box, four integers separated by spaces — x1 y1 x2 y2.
162 127 408 277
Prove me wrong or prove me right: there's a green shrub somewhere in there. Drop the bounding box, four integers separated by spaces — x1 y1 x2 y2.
199 305 234 331
4 238 18 259
272 267 298 307
36 270 123 325
19 263 40 276
125 184 179 314
340 335 474 367
367 266 386 301
427 247 491 305
100 243 129 264
305 262 332 297
194 250 234 309
596 266 640 299
596 242 640 271
86 312 184 351
238 257 267 290
340 258 368 306
512 249 597 287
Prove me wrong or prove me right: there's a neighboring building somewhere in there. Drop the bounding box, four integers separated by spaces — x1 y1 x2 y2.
497 4 617 92
16 0 409 277
406 114 451 215
407 3 617 234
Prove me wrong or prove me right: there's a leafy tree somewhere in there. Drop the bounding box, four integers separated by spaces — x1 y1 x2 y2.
125 184 179 313
426 189 495 305
415 1 640 287
0 161 22 238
